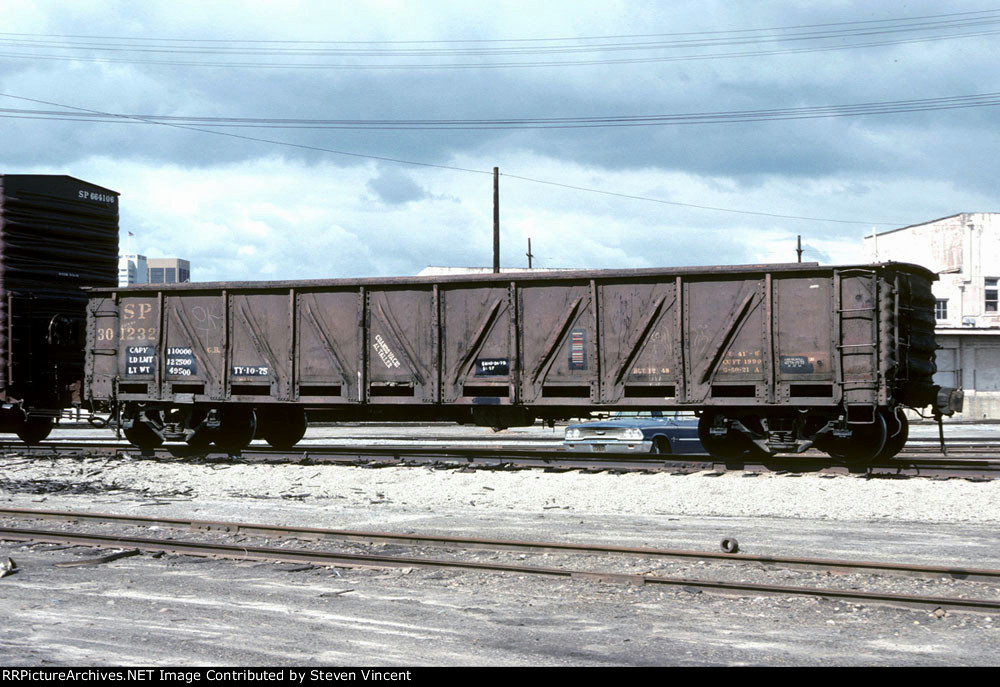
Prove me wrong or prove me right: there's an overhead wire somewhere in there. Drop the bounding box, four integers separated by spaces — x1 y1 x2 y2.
0 92 998 130
2 9 998 49
0 91 918 226
0 9 997 68
3 11 989 225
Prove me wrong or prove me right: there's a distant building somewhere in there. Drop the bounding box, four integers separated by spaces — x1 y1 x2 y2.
118 254 191 286
118 254 148 287
147 258 191 284
863 213 1000 419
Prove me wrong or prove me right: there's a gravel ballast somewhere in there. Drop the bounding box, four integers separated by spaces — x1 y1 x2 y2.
4 454 1000 524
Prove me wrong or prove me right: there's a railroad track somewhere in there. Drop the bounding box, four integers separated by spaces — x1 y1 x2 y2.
3 439 1000 479
2 507 999 614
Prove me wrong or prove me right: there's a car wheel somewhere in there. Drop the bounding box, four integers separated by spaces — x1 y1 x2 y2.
650 436 672 455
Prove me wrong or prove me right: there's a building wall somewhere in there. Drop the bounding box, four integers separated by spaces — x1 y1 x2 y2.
117 254 147 287
120 256 191 285
147 257 191 284
864 213 1000 420
935 333 1000 420
864 213 1000 329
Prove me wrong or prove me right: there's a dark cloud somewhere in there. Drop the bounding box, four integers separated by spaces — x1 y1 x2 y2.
366 167 430 204
5 0 1000 181
2 0 998 280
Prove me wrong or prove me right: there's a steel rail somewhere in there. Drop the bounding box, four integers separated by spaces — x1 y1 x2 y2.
3 507 1000 583
3 440 1000 477
2 524 999 614
11 432 999 446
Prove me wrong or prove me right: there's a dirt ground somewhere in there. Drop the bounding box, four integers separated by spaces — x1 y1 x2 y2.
2 429 1000 666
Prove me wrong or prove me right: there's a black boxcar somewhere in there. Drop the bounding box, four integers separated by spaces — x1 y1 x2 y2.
85 261 961 458
0 175 119 441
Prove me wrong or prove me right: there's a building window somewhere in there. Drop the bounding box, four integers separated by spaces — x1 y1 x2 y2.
935 299 948 320
165 268 176 283
150 267 164 284
987 278 999 313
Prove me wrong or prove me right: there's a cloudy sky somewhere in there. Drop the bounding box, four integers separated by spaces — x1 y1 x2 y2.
2 1 998 281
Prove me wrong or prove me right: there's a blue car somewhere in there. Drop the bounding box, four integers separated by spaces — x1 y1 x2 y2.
563 411 706 455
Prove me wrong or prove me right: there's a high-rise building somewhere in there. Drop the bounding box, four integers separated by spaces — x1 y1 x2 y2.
147 258 191 284
118 254 148 287
118 254 191 285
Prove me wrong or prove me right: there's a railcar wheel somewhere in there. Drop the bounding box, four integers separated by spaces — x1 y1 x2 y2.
123 421 163 450
874 409 909 460
0 409 19 433
187 427 214 449
185 408 214 449
122 408 165 450
825 413 888 464
698 413 756 460
14 415 53 445
213 407 257 454
258 407 308 450
650 436 672 455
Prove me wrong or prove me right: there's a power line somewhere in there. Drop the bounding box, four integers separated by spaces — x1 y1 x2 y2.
1 30 995 70
499 173 895 225
3 18 998 55
1 9 996 47
0 10 997 69
0 91 913 226
1 92 998 129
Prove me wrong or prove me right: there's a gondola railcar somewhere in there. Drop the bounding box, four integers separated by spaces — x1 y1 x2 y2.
84 262 962 458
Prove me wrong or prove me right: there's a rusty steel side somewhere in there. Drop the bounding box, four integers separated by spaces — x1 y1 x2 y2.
296 289 362 404
84 262 941 420
366 285 437 404
439 282 515 405
165 292 226 401
518 279 597 405
597 278 680 405
773 275 835 404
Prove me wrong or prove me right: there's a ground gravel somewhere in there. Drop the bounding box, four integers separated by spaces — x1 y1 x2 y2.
3 426 1000 666
4 454 999 525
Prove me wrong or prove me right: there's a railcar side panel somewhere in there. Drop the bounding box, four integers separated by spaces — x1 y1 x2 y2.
116 295 160 400
683 277 769 404
86 295 119 401
295 289 362 404
772 274 837 404
518 281 597 405
229 292 292 401
597 279 679 405
366 286 436 404
440 283 515 405
163 294 226 401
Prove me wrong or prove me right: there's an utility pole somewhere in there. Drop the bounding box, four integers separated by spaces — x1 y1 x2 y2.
796 235 803 263
526 238 534 268
493 167 500 273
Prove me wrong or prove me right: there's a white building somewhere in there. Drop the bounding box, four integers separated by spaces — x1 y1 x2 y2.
118 253 148 287
863 213 1000 419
